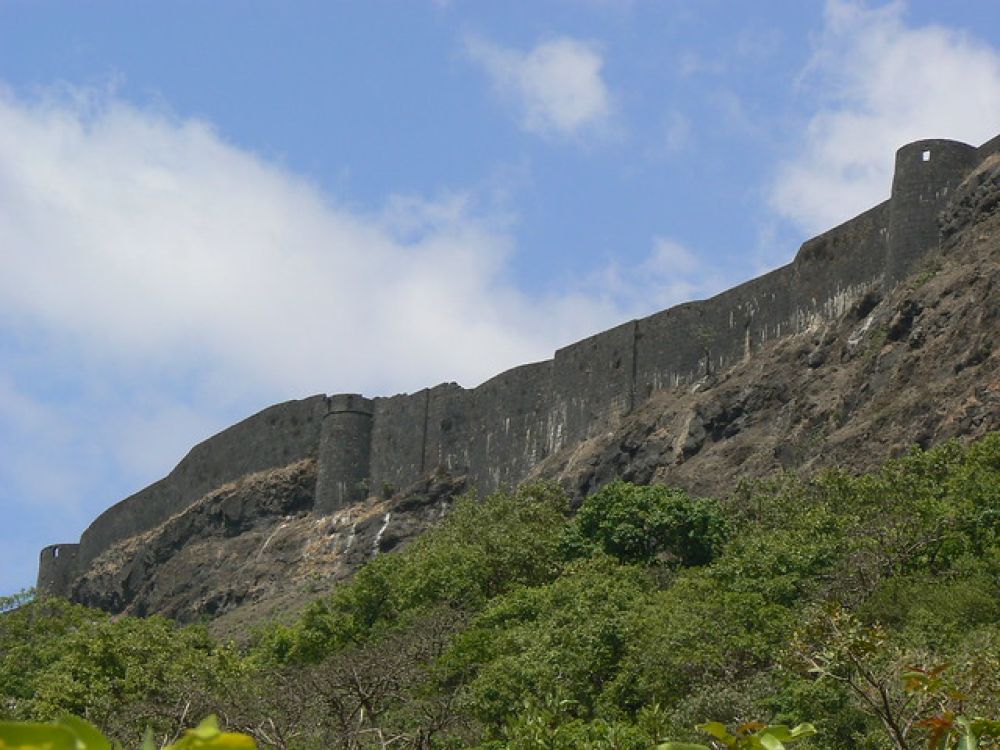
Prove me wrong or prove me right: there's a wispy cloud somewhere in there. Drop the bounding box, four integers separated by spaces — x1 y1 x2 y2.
677 51 724 78
586 237 730 318
659 110 692 156
770 0 1000 234
464 35 613 140
0 85 612 402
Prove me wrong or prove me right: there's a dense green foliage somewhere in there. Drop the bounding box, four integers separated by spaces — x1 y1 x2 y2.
564 482 729 566
0 714 256 750
2 435 999 749
0 597 241 743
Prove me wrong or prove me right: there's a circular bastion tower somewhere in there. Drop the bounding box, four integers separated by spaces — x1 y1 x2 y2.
37 543 80 597
887 138 978 284
314 393 374 514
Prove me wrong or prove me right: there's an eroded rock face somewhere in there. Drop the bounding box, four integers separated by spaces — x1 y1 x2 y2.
71 459 465 632
68 198 1000 636
940 156 1000 240
73 461 318 618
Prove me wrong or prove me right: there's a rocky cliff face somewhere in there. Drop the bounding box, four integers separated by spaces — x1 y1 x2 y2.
69 158 1000 638
72 459 465 636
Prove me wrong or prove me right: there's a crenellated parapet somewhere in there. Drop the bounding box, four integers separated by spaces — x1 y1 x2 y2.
37 133 998 601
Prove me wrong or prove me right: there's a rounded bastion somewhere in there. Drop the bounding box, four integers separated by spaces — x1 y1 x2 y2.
887 138 979 283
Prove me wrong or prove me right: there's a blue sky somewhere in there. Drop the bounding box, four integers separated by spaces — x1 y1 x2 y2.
3 0 1000 596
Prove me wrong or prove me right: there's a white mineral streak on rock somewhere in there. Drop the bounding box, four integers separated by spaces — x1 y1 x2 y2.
848 312 876 349
372 513 392 555
342 522 357 553
257 522 288 558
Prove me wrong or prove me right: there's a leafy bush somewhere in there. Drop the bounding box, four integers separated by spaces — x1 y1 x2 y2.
443 556 649 730
659 720 816 750
0 600 240 746
0 715 254 750
565 481 729 566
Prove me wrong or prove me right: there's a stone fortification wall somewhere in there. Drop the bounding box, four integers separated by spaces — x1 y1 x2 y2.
427 358 559 492
978 133 1000 160
365 324 637 499
665 202 887 377
74 395 329 570
368 389 434 495
39 134 995 599
887 139 979 283
37 543 80 596
940 149 1000 242
550 322 636 443
314 394 374 514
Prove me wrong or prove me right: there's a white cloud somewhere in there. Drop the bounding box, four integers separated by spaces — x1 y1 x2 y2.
771 0 1000 234
0 84 628 404
464 35 612 139
587 237 729 317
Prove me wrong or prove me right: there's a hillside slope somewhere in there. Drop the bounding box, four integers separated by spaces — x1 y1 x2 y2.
69 159 1000 636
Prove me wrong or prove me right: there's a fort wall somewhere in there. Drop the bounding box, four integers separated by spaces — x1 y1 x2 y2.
75 395 329 569
978 133 1000 160
887 139 979 283
368 390 433 495
314 394 374 513
37 544 80 596
38 134 997 599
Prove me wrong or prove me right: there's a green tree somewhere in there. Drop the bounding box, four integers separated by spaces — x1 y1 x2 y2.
443 556 649 734
566 481 729 566
256 483 571 665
